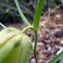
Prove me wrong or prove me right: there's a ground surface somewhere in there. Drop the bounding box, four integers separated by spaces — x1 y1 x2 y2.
0 6 63 63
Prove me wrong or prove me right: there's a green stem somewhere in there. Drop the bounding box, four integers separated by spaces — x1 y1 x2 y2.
34 31 38 63
21 25 38 63
21 26 33 33
0 23 7 29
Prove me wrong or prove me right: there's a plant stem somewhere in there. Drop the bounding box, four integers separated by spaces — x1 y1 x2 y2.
0 23 7 29
21 26 38 63
21 26 33 33
34 31 38 63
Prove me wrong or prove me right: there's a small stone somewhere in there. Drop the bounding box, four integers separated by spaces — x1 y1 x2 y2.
32 42 34 49
38 59 43 63
36 46 41 52
54 14 61 21
36 42 44 52
56 48 63 55
44 40 51 43
30 51 34 58
60 40 63 45
37 42 44 46
30 58 36 63
39 54 47 60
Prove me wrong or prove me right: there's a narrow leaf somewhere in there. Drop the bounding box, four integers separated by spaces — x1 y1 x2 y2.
15 0 31 26
49 51 63 63
0 23 7 29
60 58 63 63
33 0 45 31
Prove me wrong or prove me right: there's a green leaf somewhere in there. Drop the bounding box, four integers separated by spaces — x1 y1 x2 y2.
0 23 7 29
33 0 45 31
60 58 63 63
49 51 63 63
15 0 31 26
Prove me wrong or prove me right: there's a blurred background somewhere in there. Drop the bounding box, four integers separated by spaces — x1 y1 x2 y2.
0 0 63 63
0 0 62 24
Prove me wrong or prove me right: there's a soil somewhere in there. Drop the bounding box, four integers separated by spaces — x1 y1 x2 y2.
0 6 63 63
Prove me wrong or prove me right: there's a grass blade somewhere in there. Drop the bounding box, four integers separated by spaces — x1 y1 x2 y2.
33 0 45 31
0 23 7 29
15 0 31 26
49 51 63 63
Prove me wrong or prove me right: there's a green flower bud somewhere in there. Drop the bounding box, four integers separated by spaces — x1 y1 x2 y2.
0 28 32 63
